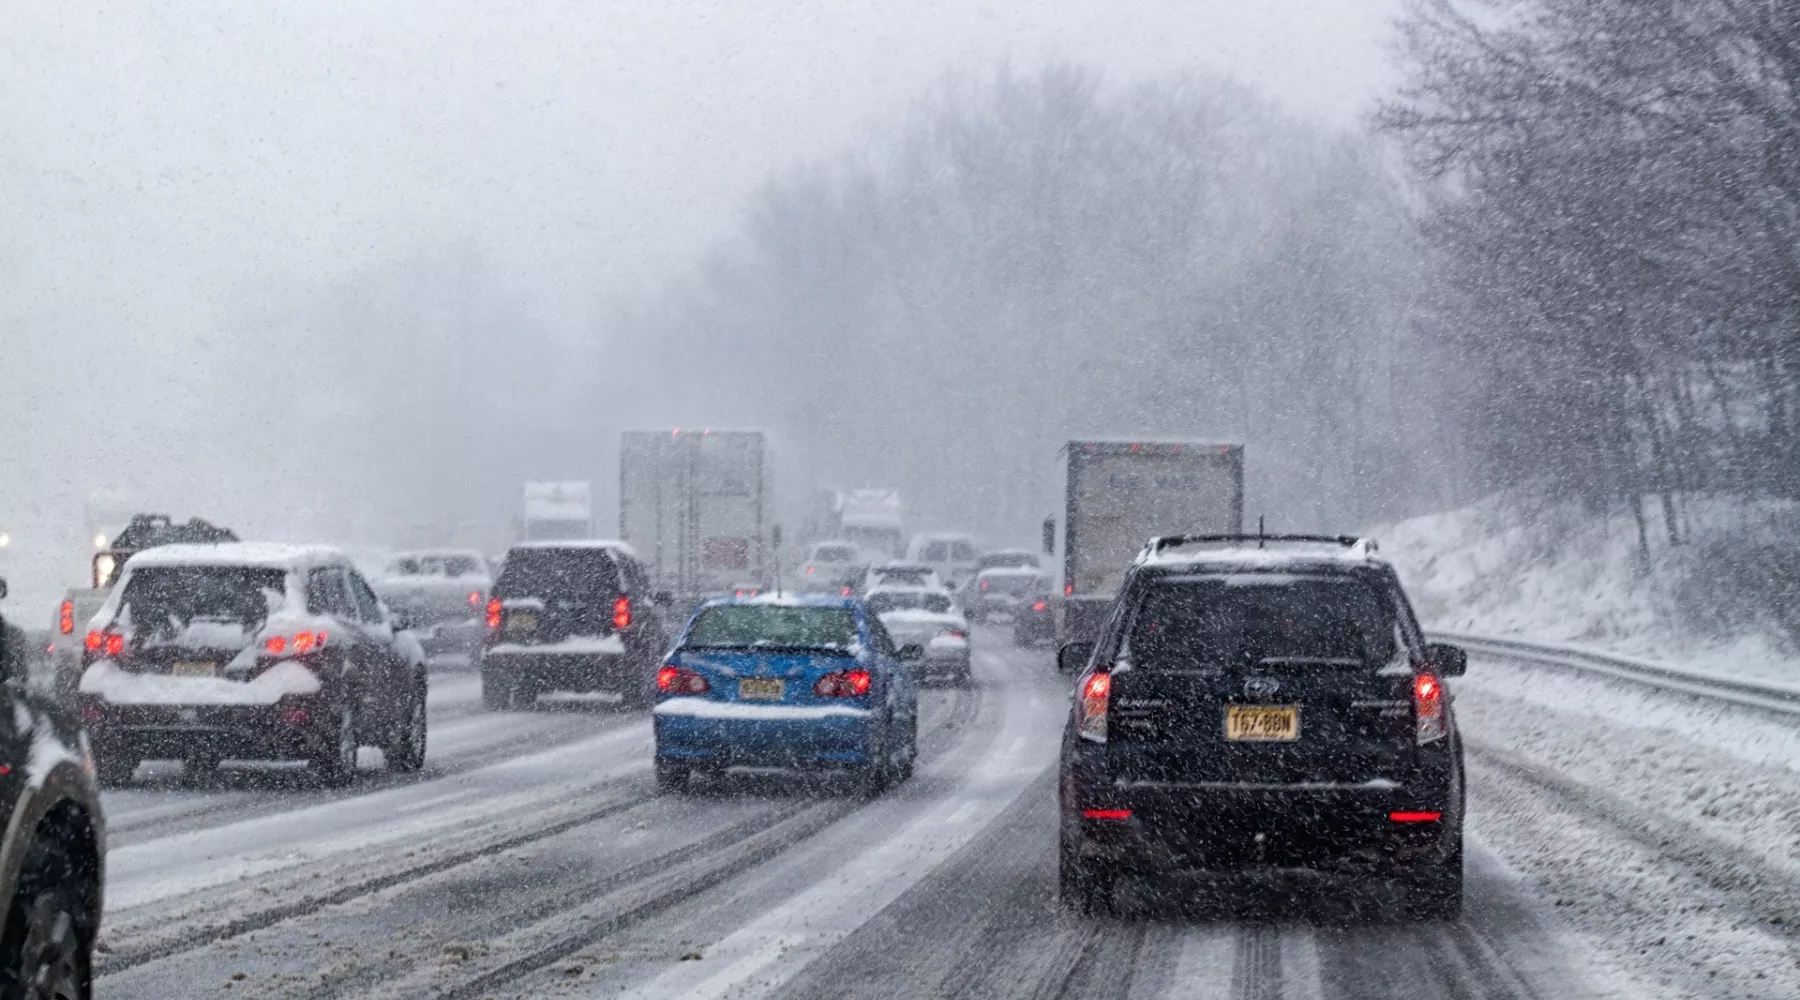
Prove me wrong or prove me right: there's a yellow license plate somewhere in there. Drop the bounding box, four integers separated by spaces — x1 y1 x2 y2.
1226 705 1299 741
506 611 538 633
738 678 785 701
171 661 218 678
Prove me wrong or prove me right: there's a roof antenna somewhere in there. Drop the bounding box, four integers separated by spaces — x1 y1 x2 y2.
1258 514 1266 549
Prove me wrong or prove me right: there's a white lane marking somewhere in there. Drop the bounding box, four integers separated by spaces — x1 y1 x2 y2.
107 722 650 909
1162 926 1236 999
1280 925 1324 1000
601 652 1064 1000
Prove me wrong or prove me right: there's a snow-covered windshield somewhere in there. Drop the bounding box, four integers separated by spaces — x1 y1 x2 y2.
683 605 858 650
117 565 286 636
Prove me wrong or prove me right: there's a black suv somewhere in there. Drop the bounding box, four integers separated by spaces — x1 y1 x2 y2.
479 542 671 711
1056 535 1466 918
0 576 106 998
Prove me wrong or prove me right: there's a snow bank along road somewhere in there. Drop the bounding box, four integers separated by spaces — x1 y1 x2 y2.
90 634 1800 999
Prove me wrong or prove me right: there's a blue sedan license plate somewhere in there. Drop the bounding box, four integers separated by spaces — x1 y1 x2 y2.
738 678 784 701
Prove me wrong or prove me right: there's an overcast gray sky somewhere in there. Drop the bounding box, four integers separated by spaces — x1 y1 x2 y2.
1 0 1400 602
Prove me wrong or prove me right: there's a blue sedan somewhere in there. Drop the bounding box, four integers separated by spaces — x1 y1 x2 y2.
652 595 921 794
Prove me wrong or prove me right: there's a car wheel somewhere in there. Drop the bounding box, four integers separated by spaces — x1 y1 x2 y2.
654 758 689 794
385 685 428 773
311 703 360 787
1 881 91 1000
855 720 892 798
894 712 918 783
1402 835 1464 921
480 667 513 711
92 749 136 790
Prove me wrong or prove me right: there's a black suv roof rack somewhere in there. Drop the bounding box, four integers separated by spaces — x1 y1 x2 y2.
1145 533 1377 555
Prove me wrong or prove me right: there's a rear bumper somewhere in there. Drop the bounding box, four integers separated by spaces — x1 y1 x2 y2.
417 619 483 657
1064 781 1457 874
83 697 327 762
1013 615 1054 643
653 699 880 768
481 649 635 693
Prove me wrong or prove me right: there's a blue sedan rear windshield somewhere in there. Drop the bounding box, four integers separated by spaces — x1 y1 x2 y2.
684 605 859 650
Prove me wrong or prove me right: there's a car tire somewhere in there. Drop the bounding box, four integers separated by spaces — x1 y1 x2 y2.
310 702 361 787
480 667 513 711
1402 835 1464 921
1058 850 1115 916
92 749 136 790
855 720 893 798
0 877 91 1000
385 685 428 773
654 758 689 794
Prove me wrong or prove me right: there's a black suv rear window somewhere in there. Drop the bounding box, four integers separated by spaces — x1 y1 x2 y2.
495 548 620 603
119 566 287 636
1127 575 1395 670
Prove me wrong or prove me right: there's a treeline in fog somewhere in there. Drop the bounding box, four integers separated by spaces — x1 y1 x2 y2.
1385 0 1800 542
599 66 1457 540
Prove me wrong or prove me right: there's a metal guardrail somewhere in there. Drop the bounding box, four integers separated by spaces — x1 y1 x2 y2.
1439 631 1800 718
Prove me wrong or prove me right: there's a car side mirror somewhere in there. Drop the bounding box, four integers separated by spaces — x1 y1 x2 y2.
654 590 675 607
1424 641 1467 678
1058 641 1095 675
898 643 925 663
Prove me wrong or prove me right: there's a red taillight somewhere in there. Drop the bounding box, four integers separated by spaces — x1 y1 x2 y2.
266 635 287 655
613 596 632 631
468 591 482 606
979 579 989 591
1078 671 1111 742
937 628 966 641
805 566 815 575
815 669 872 697
657 665 709 695
96 632 124 658
1032 600 1047 612
1390 811 1442 823
81 705 103 724
486 598 502 631
1415 672 1446 744
59 600 74 635
841 587 852 596
1082 808 1132 820
280 707 312 725
84 630 103 652
1065 582 1074 596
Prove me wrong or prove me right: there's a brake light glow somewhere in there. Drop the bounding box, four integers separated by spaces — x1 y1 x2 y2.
657 665 710 695
1065 582 1074 596
280 707 312 725
937 628 966 641
85 630 125 657
1389 811 1442 823
815 669 872 697
468 591 482 606
265 631 327 656
613 596 632 631
59 600 74 635
841 587 852 596
1032 600 1048 612
1082 808 1132 820
805 566 815 575
1415 672 1446 744
979 579 989 591
486 598 502 631
1078 671 1111 742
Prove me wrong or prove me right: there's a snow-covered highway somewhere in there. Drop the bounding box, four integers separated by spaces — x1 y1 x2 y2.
73 630 1800 999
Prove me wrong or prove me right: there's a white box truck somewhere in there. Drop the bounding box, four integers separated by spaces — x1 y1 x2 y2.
519 482 594 541
619 430 769 602
1048 440 1244 645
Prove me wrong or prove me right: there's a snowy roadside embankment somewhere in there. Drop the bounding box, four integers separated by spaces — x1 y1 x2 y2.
1376 495 1800 689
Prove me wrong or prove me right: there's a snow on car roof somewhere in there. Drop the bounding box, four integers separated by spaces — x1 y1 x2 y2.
702 592 857 608
975 566 1044 578
123 542 348 571
1136 540 1388 572
391 547 487 559
509 539 641 559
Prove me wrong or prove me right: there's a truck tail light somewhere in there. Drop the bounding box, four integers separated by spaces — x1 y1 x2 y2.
657 665 710 694
59 600 75 635
486 598 502 631
614 596 632 631
1077 671 1110 743
1415 673 1446 744
1032 600 1047 612
815 669 872 697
